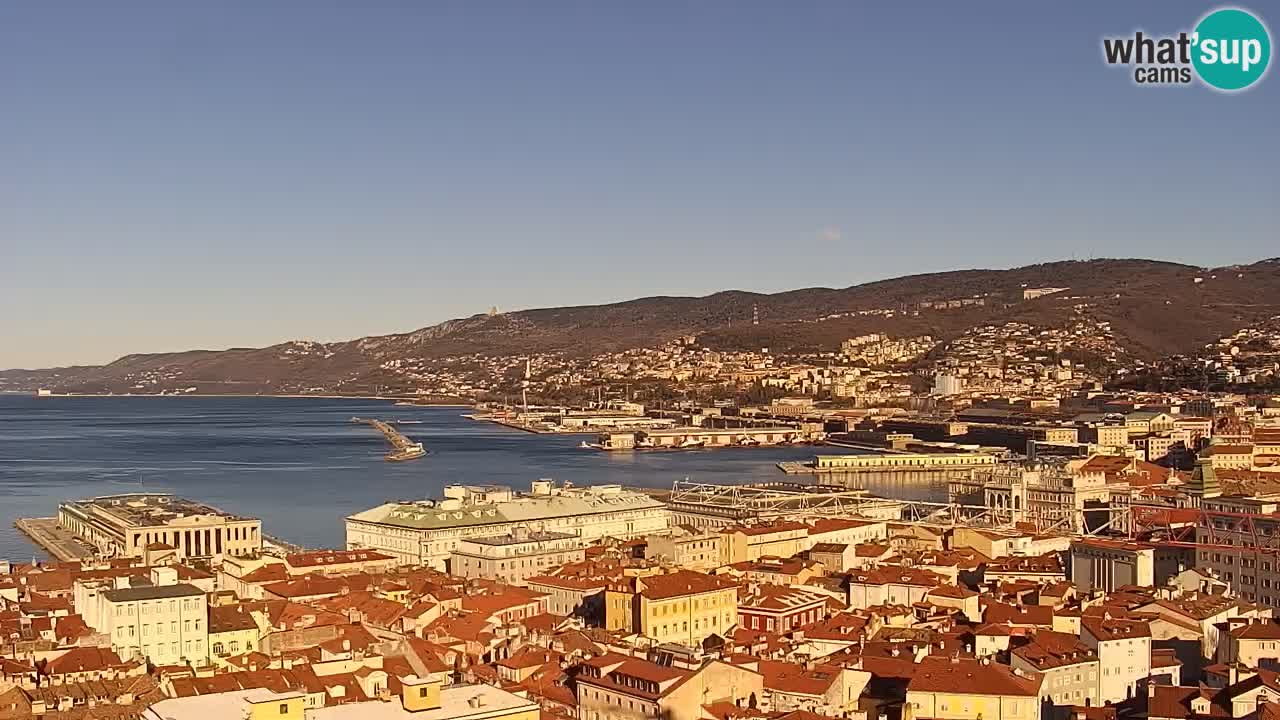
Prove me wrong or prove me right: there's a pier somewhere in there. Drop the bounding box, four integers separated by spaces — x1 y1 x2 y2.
351 417 427 461
15 517 96 562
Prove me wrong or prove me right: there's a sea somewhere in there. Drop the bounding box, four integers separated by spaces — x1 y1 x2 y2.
0 395 937 560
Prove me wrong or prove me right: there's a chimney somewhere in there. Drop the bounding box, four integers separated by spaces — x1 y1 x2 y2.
113 577 132 590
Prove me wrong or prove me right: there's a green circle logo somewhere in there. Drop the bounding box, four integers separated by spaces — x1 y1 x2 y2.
1192 8 1271 91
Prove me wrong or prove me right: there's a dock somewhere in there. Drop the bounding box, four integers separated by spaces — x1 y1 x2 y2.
15 517 96 562
351 417 427 461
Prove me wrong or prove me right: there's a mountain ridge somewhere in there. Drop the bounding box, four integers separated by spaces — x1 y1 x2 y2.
5 257 1279 395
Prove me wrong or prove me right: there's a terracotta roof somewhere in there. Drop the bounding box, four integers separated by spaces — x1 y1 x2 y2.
1011 630 1097 670
262 574 346 598
848 566 945 587
757 659 843 696
45 647 123 675
1231 620 1280 640
1146 684 1231 718
1203 444 1253 455
907 656 1042 697
286 549 396 568
209 605 259 634
1081 616 1151 641
981 600 1054 627
638 570 739 600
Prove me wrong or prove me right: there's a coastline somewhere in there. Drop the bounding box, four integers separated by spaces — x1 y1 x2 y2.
25 393 473 407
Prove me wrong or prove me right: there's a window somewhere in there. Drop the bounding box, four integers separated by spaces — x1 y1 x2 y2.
279 703 289 715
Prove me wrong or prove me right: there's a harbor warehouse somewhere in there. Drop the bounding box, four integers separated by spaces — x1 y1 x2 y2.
345 480 670 568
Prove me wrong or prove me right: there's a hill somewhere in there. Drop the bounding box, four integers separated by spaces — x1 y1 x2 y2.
5 258 1280 395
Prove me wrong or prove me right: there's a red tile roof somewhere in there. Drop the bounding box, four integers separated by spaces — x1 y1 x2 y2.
907 656 1042 697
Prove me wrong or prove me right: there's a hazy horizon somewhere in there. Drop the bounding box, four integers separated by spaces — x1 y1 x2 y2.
4 2 1277 368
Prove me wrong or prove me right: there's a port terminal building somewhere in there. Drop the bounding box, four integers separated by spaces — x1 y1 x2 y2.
57 494 263 561
345 480 670 568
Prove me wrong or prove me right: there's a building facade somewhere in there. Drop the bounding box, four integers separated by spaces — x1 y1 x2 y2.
449 531 585 585
74 567 209 667
346 481 670 568
58 494 262 560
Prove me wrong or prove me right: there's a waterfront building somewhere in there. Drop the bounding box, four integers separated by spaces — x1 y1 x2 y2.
813 452 997 471
345 481 669 568
57 494 262 561
73 566 209 667
448 530 585 585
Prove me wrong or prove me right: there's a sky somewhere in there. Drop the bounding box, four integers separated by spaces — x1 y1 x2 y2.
2 2 1277 369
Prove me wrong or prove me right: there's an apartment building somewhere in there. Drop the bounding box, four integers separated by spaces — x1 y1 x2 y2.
904 656 1044 720
1079 616 1151 704
448 530 584 585
576 654 762 720
606 570 739 647
644 529 722 571
74 567 209 667
1010 630 1099 708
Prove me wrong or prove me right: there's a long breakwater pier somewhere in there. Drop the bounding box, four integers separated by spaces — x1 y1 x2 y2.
351 417 427 461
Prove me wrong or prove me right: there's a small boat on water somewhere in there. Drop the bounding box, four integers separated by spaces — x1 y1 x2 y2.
579 440 605 450
677 438 705 449
390 420 423 425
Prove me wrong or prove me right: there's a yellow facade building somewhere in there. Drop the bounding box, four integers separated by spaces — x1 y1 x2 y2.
607 569 740 646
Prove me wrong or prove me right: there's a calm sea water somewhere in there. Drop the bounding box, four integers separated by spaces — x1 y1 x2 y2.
0 395 937 560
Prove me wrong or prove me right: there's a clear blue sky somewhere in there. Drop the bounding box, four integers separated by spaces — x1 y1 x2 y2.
2 2 1276 369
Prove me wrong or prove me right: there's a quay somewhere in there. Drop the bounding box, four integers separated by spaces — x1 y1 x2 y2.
15 517 96 562
351 417 427 461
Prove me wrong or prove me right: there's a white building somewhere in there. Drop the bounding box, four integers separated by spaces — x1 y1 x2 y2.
58 494 262 560
346 480 670 568
1080 616 1150 704
74 566 209 667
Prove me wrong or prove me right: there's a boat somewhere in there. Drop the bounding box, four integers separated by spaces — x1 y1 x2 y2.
386 442 428 462
390 420 423 425
737 436 760 447
677 437 705 449
394 401 417 406
579 440 605 450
